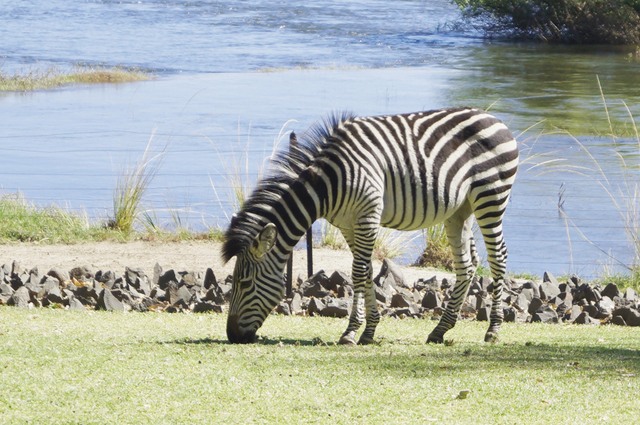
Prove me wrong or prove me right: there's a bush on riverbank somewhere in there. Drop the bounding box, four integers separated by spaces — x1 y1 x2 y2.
453 0 640 44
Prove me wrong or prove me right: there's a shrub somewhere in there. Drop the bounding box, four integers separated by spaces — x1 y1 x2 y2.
453 0 640 44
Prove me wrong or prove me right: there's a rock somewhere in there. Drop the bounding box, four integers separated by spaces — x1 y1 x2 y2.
375 283 392 305
320 298 351 318
69 266 93 281
308 270 332 288
124 267 145 285
416 276 440 292
328 271 352 292
98 289 126 312
542 271 559 285
307 297 326 316
515 289 534 312
539 280 560 301
503 306 517 322
68 296 86 311
531 305 559 323
611 315 627 326
158 269 180 290
276 301 291 315
598 296 616 317
390 292 413 308
528 297 544 316
574 283 601 304
168 283 193 306
601 282 620 299
9 286 31 308
612 307 640 326
477 306 491 321
565 305 583 322
377 259 409 290
422 289 442 309
193 301 223 313
572 311 599 325
203 268 217 290
290 292 304 315
338 284 354 298
44 286 65 305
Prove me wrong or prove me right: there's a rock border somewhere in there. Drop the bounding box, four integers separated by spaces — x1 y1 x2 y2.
1 259 638 327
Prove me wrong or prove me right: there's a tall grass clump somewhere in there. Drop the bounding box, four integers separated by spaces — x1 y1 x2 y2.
108 141 163 234
0 66 149 92
453 0 640 44
414 224 454 271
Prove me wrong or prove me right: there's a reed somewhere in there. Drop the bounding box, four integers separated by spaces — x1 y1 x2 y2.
108 140 163 234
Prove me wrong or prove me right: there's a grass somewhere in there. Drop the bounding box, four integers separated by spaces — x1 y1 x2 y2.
108 141 163 234
415 224 454 271
0 307 638 424
0 66 149 91
0 195 222 244
0 194 115 243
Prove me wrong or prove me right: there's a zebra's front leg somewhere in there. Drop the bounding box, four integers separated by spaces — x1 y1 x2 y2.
357 272 380 345
339 261 379 345
339 290 364 345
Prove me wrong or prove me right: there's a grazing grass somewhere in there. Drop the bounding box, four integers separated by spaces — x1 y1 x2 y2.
0 308 638 424
0 66 149 91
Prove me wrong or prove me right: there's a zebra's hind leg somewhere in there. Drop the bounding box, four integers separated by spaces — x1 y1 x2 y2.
475 196 510 343
481 234 508 343
427 209 476 344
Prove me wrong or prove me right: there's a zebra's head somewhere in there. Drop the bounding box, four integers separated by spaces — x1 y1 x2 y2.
225 222 284 344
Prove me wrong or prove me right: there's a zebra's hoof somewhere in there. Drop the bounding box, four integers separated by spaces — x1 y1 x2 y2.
357 335 375 345
338 332 357 346
484 331 499 343
426 333 443 344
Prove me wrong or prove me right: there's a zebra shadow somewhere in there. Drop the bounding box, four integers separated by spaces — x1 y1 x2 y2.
167 336 327 347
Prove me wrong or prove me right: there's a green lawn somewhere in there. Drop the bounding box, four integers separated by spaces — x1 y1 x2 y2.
0 308 638 424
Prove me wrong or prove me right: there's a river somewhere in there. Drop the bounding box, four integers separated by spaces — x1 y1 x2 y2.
1 0 639 278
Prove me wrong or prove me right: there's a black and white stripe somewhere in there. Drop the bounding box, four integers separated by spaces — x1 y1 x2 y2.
223 108 518 344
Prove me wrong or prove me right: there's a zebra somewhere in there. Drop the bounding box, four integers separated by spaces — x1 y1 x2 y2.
222 107 519 345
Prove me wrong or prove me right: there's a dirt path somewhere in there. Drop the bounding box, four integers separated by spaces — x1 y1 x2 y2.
0 241 452 284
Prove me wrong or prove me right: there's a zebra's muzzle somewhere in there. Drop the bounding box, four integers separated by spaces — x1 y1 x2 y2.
226 314 257 344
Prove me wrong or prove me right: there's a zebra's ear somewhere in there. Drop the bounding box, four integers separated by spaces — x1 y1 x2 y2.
250 223 277 259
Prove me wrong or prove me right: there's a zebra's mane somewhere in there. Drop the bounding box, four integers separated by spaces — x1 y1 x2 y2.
221 111 356 263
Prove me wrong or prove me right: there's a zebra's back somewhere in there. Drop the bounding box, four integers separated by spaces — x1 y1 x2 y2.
320 108 519 231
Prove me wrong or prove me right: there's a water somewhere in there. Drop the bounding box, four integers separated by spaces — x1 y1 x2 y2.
1 0 639 278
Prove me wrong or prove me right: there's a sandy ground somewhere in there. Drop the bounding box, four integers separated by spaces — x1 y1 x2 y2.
0 241 452 284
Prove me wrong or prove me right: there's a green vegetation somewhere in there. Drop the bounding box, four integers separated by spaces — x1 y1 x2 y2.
0 308 638 424
453 0 640 44
415 224 455 271
0 66 149 91
0 194 113 243
0 195 220 243
108 142 162 234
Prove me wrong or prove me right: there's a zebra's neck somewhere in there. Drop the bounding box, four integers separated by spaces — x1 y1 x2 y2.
265 167 326 261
